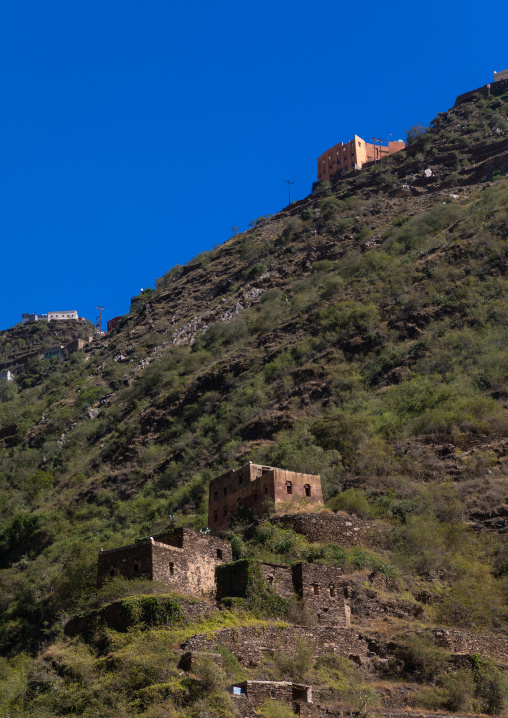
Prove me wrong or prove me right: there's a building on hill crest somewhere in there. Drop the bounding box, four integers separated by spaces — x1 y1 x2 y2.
208 463 323 535
317 134 405 182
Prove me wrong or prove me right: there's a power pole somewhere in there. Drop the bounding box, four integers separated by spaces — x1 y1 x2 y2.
285 180 294 205
96 306 105 334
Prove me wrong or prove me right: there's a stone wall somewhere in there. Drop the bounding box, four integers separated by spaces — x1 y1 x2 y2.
269 512 385 548
292 563 348 627
152 530 232 597
454 77 508 106
261 563 294 598
97 541 153 586
181 624 370 666
431 628 508 663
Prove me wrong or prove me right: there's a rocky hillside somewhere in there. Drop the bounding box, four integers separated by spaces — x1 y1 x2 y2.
2 80 508 716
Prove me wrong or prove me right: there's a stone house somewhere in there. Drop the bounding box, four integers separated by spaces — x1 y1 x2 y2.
216 559 350 627
231 680 312 708
97 527 232 597
208 463 323 535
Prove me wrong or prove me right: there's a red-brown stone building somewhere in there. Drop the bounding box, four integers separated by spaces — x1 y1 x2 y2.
208 463 323 535
317 134 405 182
97 527 232 597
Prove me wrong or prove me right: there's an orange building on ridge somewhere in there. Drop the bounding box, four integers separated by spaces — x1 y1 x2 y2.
317 134 405 182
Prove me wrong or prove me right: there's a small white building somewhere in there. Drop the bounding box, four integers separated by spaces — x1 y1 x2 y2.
494 69 508 82
48 310 78 322
0 370 14 382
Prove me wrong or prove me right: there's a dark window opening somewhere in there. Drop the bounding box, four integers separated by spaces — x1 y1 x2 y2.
134 564 139 573
224 487 227 496
213 491 218 500
214 511 218 522
329 585 335 597
217 549 223 559
238 476 243 485
253 493 258 502
169 562 174 575
264 484 268 495
313 583 319 595
286 481 292 494
110 569 115 577
224 506 228 517
270 690 276 699
305 484 311 497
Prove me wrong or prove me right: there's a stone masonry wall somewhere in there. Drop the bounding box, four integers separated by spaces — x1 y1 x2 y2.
181 624 370 666
152 531 232 596
243 682 293 705
431 628 508 663
261 563 294 598
270 512 385 548
97 541 152 586
292 563 348 626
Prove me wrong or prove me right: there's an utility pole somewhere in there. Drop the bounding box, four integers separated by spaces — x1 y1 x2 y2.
285 180 294 205
370 137 381 170
96 306 105 334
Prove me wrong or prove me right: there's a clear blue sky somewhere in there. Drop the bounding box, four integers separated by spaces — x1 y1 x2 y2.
0 0 506 329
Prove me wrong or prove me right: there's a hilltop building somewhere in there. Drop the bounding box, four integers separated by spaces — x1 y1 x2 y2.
107 316 122 332
48 310 78 322
208 463 323 535
22 313 48 324
0 370 14 382
317 134 405 182
494 68 508 82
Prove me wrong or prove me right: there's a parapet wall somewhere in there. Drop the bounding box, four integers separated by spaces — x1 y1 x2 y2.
454 77 508 106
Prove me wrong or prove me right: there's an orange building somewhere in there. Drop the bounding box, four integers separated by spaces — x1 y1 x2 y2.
317 134 405 182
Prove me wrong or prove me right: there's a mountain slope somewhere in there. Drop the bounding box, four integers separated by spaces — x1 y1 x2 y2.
2 81 508 715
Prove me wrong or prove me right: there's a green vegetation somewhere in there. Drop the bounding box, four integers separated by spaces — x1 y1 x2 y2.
2 87 508 715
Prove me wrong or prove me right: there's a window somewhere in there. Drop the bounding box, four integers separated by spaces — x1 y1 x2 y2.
224 506 228 517
214 511 218 522
313 583 319 595
134 564 139 573
264 484 268 495
169 562 174 575
270 690 276 699
213 491 218 500
253 493 257 502
238 476 243 485
329 585 335 597
217 549 223 559
110 569 115 577
224 487 227 496
304 484 311 497
286 481 292 494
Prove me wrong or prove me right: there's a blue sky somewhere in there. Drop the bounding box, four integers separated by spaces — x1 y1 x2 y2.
0 0 506 329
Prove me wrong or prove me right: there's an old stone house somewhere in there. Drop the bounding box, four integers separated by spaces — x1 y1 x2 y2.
216 559 350 627
208 463 323 535
97 527 232 597
231 680 312 708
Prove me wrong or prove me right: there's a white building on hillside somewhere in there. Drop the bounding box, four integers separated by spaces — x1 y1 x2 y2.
0 371 14 382
48 310 78 322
